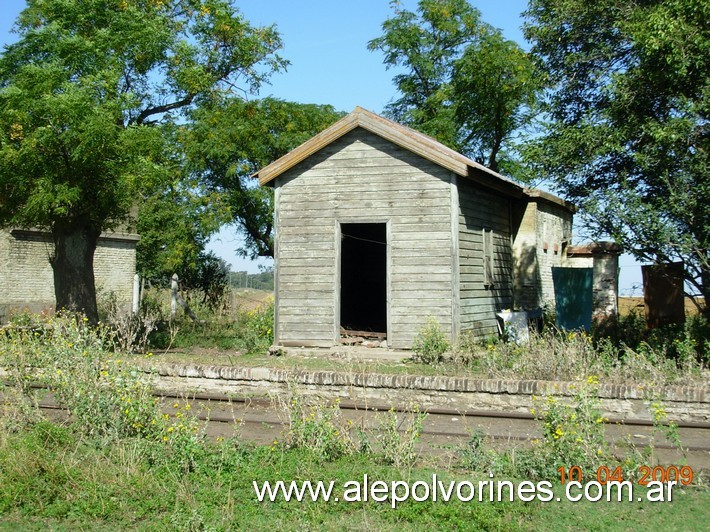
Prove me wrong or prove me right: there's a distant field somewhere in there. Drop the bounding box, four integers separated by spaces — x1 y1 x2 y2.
232 292 705 317
618 296 705 316
230 288 273 312
236 292 706 318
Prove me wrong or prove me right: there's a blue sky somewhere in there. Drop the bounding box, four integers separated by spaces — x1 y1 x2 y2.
0 1 644 294
0 0 526 115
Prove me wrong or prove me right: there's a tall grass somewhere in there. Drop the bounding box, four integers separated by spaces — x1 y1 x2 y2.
453 314 707 386
0 312 706 528
144 295 275 354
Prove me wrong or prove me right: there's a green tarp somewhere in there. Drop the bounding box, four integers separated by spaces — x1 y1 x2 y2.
552 267 593 331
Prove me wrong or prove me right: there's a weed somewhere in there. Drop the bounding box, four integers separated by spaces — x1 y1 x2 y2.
412 317 449 364
460 428 500 473
622 395 687 480
526 377 610 479
145 297 274 354
0 315 50 430
463 378 612 481
169 507 214 532
149 400 208 473
454 320 706 387
282 394 355 461
0 410 706 529
0 313 207 448
594 311 708 368
35 314 164 440
375 405 427 470
99 289 159 353
237 301 274 354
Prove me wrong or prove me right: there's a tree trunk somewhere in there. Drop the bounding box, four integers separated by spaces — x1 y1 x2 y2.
50 221 101 323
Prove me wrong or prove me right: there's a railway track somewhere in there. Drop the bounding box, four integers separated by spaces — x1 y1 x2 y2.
21 387 710 471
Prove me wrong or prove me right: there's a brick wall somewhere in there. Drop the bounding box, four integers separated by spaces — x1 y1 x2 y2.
512 195 573 310
565 244 621 318
0 229 138 322
535 201 573 307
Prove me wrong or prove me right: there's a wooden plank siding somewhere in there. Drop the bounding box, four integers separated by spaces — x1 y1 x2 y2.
457 178 514 336
274 128 453 348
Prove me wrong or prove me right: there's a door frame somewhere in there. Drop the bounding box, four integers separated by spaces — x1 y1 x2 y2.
334 218 391 346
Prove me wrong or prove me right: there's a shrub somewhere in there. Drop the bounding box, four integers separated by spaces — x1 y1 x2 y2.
375 406 427 470
412 316 449 364
283 395 355 461
237 301 274 354
527 377 610 479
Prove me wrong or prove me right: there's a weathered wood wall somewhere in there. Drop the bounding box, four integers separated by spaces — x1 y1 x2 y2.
457 178 514 336
274 128 454 348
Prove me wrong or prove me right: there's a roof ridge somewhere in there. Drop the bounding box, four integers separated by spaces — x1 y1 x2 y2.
254 106 571 210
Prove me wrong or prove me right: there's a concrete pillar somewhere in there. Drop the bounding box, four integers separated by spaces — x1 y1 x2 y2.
171 273 178 319
565 242 622 319
132 274 140 315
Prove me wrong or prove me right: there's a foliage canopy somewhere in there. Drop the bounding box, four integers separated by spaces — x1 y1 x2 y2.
0 0 286 320
183 97 344 258
369 0 539 177
524 0 709 307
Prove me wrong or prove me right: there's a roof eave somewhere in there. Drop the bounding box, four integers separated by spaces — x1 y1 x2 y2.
254 107 527 200
256 111 360 186
466 167 525 198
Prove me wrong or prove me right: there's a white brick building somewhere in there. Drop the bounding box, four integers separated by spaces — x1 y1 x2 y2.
0 228 138 322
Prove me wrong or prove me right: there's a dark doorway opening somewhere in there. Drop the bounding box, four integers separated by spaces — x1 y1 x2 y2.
340 223 387 335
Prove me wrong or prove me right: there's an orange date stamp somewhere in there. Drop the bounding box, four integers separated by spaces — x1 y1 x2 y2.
557 465 694 486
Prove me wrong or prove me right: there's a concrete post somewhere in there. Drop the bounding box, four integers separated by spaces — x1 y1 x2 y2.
171 273 178 319
132 273 140 315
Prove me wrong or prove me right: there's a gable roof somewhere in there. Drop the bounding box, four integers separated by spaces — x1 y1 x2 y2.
255 107 570 208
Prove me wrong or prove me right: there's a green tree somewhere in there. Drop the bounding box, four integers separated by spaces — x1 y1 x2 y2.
136 177 231 309
524 0 709 311
136 181 223 284
183 97 344 258
0 0 285 322
368 0 539 175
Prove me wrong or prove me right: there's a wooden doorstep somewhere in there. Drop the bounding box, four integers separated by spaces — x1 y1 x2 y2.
339 327 387 340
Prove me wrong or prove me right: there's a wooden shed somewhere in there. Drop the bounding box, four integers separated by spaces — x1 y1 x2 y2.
256 107 573 349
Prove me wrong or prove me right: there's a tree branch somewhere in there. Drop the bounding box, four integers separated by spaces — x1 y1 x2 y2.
132 94 196 125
